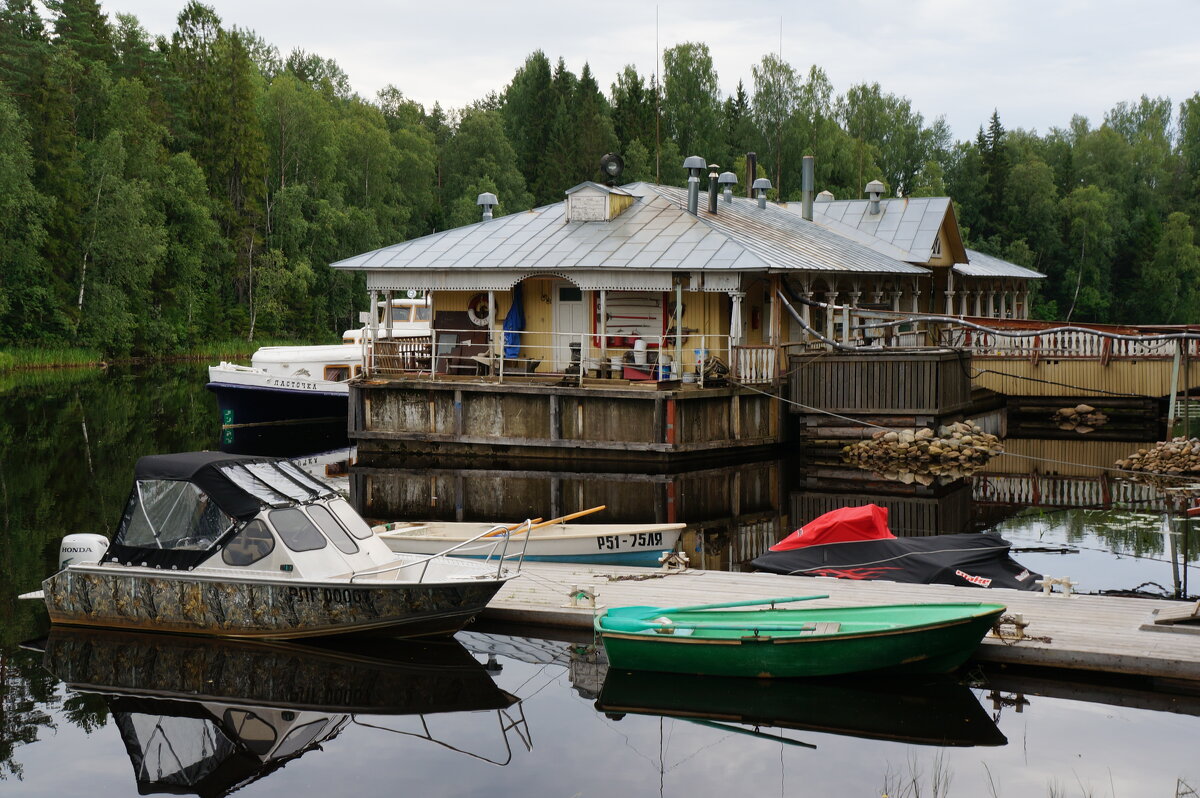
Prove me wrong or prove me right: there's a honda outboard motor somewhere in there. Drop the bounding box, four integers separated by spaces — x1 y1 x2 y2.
59 534 110 569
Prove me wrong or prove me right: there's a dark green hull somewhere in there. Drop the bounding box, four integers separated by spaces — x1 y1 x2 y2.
596 670 1008 747
596 602 1005 678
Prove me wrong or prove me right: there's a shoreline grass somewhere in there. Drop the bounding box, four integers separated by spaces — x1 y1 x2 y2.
0 338 339 372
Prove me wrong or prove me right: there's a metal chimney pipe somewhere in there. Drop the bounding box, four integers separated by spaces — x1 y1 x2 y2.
707 164 719 214
865 180 884 215
752 177 772 209
683 156 706 215
801 156 815 221
476 192 498 221
745 152 757 197
718 171 737 203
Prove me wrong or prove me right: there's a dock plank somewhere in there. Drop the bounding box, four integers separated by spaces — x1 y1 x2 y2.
483 563 1200 681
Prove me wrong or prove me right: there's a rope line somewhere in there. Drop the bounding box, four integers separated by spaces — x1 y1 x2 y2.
729 377 1200 485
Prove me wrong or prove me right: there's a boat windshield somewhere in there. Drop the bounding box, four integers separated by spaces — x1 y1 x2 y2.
120 479 234 551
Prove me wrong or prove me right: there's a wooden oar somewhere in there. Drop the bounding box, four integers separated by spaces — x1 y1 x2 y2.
649 595 829 615
607 619 827 633
483 505 607 537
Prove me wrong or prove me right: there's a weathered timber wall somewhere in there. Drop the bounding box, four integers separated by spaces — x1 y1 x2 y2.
351 379 781 463
355 459 783 527
788 350 972 415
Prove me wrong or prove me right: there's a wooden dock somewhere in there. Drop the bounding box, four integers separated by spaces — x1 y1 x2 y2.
484 562 1200 681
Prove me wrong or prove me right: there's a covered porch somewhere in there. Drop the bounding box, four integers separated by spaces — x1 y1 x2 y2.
359 270 783 388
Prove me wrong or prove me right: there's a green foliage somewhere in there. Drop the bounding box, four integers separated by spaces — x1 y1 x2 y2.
443 107 531 215
1060 184 1120 320
5 9 1200 358
1129 212 1200 324
661 42 724 164
610 65 656 154
751 54 799 192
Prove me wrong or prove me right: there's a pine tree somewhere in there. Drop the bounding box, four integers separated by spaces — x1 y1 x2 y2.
610 64 654 152
571 62 618 183
500 50 553 200
0 0 50 111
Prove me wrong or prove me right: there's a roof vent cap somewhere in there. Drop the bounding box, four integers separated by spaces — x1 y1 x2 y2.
683 156 706 214
718 172 737 204
864 180 885 215
476 192 498 221
752 178 772 209
815 190 834 203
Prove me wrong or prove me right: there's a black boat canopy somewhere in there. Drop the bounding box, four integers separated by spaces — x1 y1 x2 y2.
106 452 339 570
133 452 336 520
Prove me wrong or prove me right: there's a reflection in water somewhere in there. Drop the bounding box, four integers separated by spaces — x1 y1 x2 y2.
351 459 789 571
31 627 525 796
6 363 1200 795
595 669 1007 748
217 420 349 458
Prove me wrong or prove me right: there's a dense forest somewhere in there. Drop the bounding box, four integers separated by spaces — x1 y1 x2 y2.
2 0 1199 357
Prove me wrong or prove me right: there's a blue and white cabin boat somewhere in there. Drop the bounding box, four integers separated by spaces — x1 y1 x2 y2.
206 296 431 426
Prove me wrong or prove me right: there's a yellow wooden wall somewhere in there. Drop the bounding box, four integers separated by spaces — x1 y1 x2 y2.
972 358 1197 398
427 282 734 371
981 438 1156 476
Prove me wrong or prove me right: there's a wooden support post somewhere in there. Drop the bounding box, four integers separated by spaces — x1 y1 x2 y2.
454 474 464 522
453 389 463 437
1169 340 1182 431
369 290 379 340
487 289 495 352
550 394 561 441
665 398 677 445
600 289 607 362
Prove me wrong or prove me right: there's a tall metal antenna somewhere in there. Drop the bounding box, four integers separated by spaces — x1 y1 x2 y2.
655 5 661 184
776 16 783 196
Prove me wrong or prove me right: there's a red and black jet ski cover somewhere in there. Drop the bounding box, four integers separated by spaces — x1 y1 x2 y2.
751 504 1041 591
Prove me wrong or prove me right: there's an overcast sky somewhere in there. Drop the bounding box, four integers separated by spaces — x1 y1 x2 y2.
103 0 1200 143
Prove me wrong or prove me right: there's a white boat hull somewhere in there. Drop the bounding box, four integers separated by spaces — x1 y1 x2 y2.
376 522 685 567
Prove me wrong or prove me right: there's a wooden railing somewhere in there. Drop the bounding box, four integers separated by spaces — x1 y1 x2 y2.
937 320 1200 362
365 329 784 388
973 473 1164 510
731 345 778 384
370 335 433 374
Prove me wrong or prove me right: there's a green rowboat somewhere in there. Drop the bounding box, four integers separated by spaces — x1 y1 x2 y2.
595 595 1005 678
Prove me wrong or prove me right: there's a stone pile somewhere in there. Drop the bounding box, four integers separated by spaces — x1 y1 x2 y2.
842 421 1004 485
1052 403 1109 434
1115 437 1200 475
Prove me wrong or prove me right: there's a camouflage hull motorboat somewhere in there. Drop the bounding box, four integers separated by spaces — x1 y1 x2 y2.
32 452 518 639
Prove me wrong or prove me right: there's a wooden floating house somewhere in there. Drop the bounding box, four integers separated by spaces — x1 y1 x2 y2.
329 153 1200 465
332 158 1051 464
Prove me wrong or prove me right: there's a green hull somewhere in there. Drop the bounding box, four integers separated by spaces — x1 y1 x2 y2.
596 602 1005 678
596 670 1008 747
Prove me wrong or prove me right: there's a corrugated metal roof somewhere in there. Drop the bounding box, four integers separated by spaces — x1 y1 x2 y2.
807 197 953 262
955 249 1047 279
331 183 927 277
652 186 926 274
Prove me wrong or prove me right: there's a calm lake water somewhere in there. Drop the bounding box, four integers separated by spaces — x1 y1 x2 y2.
2 362 1199 796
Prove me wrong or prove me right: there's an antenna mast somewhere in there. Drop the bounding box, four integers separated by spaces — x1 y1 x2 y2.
655 5 661 184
